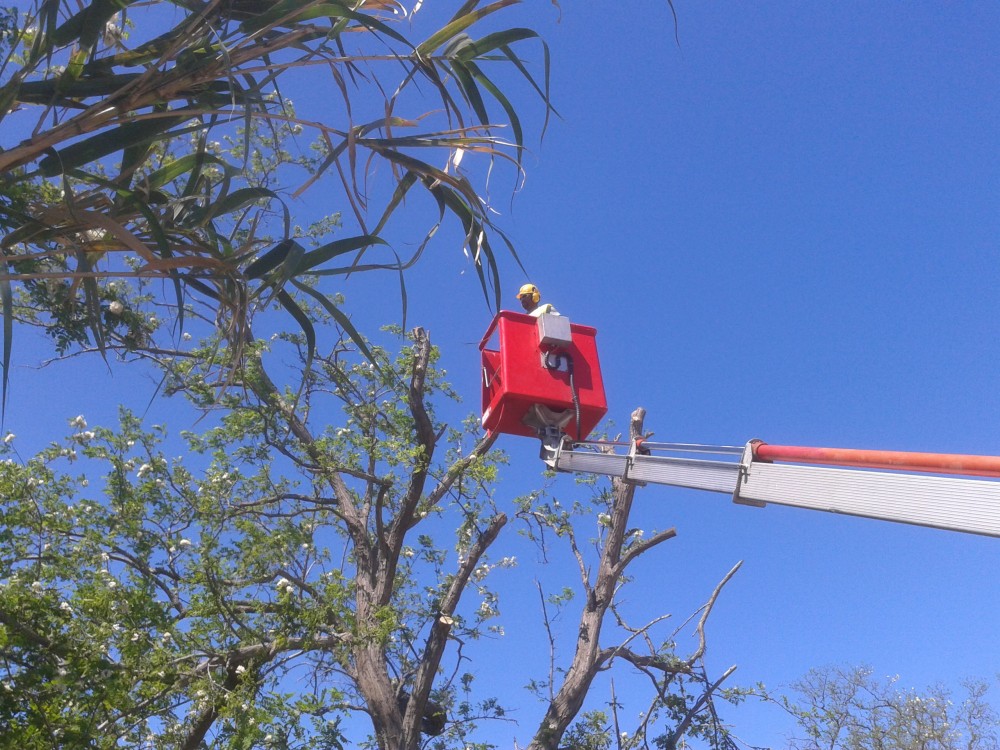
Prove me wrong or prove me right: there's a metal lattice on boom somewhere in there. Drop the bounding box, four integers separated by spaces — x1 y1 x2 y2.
480 309 1000 539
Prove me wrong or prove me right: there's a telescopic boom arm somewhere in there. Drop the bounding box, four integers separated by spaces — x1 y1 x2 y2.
546 438 1000 538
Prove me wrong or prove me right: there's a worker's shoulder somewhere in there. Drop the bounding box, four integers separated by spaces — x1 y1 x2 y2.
529 304 558 317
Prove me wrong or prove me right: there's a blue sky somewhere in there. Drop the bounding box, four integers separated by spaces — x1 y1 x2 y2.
487 3 1000 741
6 1 1000 746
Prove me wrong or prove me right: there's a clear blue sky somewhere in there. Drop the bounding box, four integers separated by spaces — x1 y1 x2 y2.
8 1 1000 745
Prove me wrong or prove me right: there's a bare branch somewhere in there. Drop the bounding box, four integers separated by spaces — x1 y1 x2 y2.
613 526 677 578
423 430 499 510
686 561 742 669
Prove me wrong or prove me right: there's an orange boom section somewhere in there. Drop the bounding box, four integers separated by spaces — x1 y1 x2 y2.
753 442 1000 478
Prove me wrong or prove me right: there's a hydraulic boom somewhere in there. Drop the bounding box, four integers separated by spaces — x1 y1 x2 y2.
545 438 1000 538
478 309 1000 539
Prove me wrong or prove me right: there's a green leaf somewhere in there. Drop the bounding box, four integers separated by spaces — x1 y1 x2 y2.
450 60 490 128
275 288 316 380
37 114 193 177
142 153 232 191
417 0 520 57
290 279 378 368
455 28 540 60
50 0 137 49
500 40 557 136
240 0 410 47
207 187 276 220
464 60 523 156
0 266 10 423
244 240 294 280
295 235 387 274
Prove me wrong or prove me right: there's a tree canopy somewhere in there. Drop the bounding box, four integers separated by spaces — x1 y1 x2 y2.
0 322 744 749
776 665 999 750
0 4 749 748
0 0 554 404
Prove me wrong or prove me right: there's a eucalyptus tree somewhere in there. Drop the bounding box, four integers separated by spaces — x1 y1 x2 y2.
0 0 553 403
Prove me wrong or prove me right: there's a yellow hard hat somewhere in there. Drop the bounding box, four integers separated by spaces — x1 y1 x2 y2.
516 283 540 304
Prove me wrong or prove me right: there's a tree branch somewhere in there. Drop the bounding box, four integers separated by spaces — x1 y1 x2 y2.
686 561 742 669
402 512 507 748
660 664 738 750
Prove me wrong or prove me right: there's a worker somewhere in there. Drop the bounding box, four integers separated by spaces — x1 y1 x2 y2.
516 283 558 317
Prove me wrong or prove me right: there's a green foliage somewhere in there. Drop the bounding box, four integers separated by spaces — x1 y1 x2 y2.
562 710 614 750
0 329 512 748
0 0 556 412
769 665 1000 750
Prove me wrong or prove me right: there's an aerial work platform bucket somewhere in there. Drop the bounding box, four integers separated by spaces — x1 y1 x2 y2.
479 311 607 440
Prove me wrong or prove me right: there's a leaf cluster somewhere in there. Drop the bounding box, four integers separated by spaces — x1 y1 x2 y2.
0 0 556 412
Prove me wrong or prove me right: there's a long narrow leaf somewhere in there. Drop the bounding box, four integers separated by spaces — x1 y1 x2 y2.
275 288 316 376
0 270 10 423
245 240 293 280
207 187 276 220
464 60 523 157
38 114 192 176
295 235 387 274
144 153 232 191
456 28 539 60
501 40 557 136
290 278 378 368
419 0 519 56
450 59 490 127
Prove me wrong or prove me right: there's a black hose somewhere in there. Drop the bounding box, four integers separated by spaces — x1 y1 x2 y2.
544 350 582 442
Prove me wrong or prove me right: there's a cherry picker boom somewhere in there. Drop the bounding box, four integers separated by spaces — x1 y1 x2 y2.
480 310 1000 539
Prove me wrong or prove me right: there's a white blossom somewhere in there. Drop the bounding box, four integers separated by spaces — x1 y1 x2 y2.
136 463 152 478
108 301 124 315
59 601 73 614
69 415 87 429
2 433 14 444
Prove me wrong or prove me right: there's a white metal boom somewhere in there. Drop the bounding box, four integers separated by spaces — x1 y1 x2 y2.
546 439 1000 538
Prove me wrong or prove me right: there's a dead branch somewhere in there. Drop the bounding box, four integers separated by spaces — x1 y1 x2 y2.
686 561 743 669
